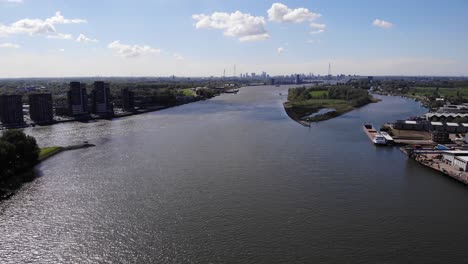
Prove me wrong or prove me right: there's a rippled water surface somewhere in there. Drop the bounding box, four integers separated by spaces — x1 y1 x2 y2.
2 85 468 263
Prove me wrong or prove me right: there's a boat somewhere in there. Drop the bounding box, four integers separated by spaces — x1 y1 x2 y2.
363 124 387 145
225 89 239 94
380 131 394 144
373 134 387 145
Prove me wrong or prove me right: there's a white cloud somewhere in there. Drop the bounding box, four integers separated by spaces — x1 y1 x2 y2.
373 19 393 29
108 40 161 58
277 47 284 54
3 0 23 3
45 11 87 25
192 11 269 42
59 48 65 52
306 39 321 44
0 42 20 48
173 53 184 60
268 3 321 23
310 23 326 34
47 33 72 40
76 33 98 43
0 11 86 37
310 29 325 34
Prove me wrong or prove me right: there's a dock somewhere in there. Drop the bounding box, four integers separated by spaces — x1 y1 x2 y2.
401 147 468 185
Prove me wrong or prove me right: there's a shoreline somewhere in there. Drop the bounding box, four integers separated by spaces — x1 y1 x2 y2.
0 143 95 200
0 92 227 130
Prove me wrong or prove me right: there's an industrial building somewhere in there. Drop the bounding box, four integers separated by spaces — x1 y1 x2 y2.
442 151 468 172
0 94 24 126
29 93 54 124
393 120 468 133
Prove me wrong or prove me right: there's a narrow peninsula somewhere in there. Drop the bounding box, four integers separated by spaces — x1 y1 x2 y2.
284 81 379 126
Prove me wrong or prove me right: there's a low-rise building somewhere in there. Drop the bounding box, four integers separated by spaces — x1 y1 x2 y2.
453 156 468 172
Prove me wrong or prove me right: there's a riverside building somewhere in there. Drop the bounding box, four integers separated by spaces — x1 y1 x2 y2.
29 93 54 124
68 82 89 117
0 94 24 126
91 81 113 117
121 88 135 111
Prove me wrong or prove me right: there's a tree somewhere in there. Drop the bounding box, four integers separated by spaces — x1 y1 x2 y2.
0 130 39 175
0 140 16 181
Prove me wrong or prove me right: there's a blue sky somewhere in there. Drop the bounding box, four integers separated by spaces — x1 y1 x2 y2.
0 0 467 77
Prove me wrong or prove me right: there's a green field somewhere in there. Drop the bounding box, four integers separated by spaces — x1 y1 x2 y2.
309 90 328 98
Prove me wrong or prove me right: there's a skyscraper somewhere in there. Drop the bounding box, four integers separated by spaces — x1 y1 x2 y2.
296 74 302 84
68 82 89 117
121 88 135 112
29 93 53 124
91 81 113 117
0 94 24 126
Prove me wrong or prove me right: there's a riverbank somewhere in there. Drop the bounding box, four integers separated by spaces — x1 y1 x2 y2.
0 142 95 200
284 97 380 126
0 88 230 130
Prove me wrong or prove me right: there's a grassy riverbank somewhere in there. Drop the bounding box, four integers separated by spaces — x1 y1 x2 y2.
284 85 378 124
39 146 63 160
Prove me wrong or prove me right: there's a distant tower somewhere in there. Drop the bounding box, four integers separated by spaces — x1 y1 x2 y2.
233 65 236 78
328 63 331 77
223 69 226 78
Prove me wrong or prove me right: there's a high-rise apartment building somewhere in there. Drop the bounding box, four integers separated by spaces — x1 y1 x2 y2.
68 82 89 117
29 93 53 124
0 95 24 126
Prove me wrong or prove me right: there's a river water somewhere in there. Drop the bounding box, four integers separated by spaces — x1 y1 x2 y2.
2 85 468 263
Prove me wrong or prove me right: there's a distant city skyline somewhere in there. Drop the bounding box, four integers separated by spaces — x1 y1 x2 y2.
0 0 467 77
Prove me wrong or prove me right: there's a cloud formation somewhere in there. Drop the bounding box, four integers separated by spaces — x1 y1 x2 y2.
3 0 23 3
373 19 393 29
108 40 161 58
277 47 284 54
0 42 20 48
0 11 86 36
192 11 269 42
76 33 98 43
268 3 321 23
47 33 72 40
310 23 326 34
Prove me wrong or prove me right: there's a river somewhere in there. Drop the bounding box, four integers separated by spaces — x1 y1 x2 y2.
1 85 468 263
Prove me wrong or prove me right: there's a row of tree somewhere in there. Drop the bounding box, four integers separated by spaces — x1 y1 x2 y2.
0 130 39 187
